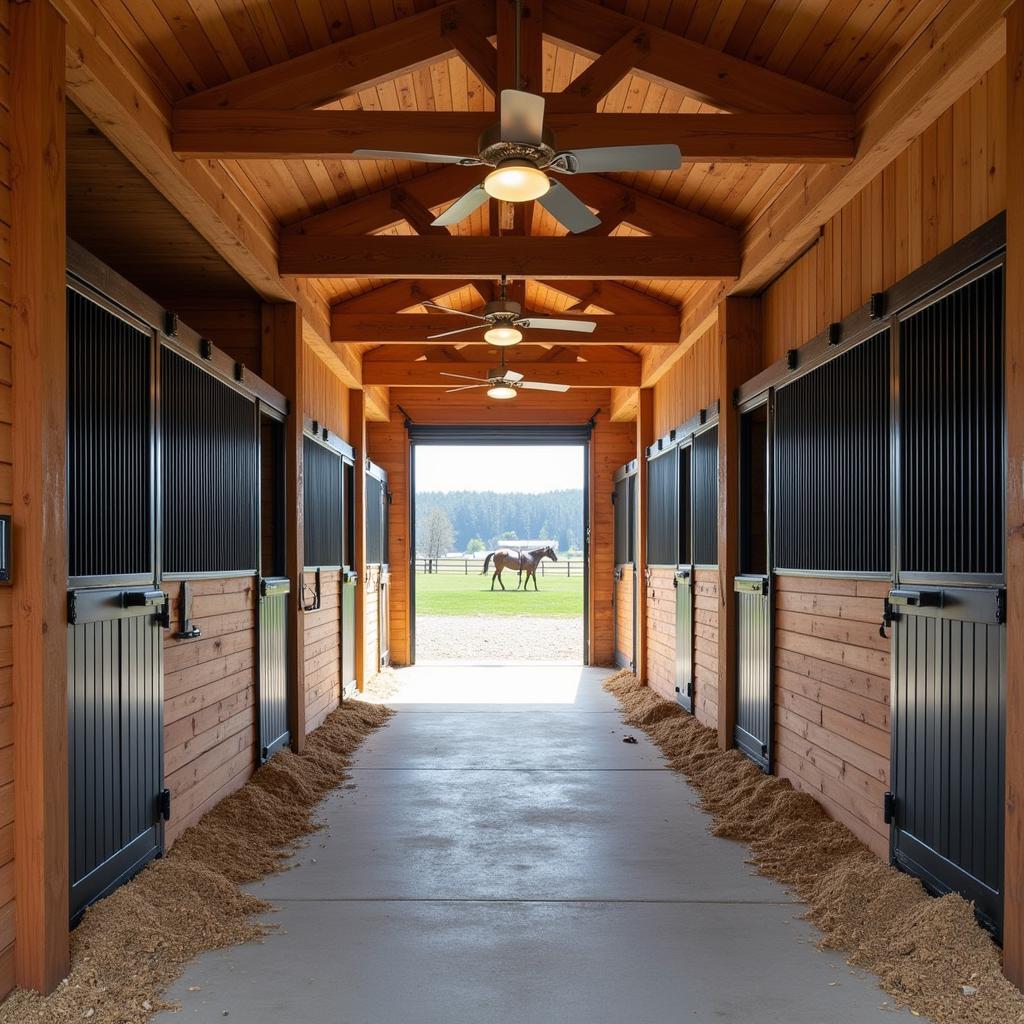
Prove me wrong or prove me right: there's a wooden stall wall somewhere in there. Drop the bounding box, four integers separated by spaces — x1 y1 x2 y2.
754 65 1006 860
175 304 262 375
163 577 259 848
0 0 13 994
369 390 632 667
304 345 350 439
647 327 721 719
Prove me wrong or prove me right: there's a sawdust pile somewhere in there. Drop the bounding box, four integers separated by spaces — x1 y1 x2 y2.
1 698 393 1024
605 669 1024 1024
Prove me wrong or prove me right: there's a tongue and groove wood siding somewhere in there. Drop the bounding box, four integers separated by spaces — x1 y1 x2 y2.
0 0 14 994
305 570 343 732
645 568 677 700
693 570 720 731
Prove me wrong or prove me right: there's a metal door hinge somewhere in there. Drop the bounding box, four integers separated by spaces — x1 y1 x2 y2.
883 791 896 825
995 589 1007 625
158 788 172 822
67 591 79 625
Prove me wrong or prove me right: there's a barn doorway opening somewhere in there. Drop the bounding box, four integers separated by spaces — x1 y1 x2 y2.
410 430 589 666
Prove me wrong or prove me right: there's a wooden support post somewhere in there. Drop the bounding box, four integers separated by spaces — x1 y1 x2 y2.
11 0 70 992
261 304 307 750
349 391 368 690
1004 0 1024 990
715 297 762 752
634 388 654 682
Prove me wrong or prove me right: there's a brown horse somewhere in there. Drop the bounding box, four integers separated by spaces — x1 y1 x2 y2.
481 546 558 591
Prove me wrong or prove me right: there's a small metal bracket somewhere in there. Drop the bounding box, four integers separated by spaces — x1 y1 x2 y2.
303 568 322 612
199 338 214 360
786 349 798 370
827 322 842 346
234 362 245 383
995 588 1007 625
0 514 11 583
67 591 79 626
174 580 202 640
883 791 896 825
311 420 320 436
158 788 172 822
868 291 886 320
164 311 179 337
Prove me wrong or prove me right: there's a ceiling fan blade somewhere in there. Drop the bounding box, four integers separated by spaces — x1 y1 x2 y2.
517 317 597 333
500 89 545 145
519 380 571 392
503 369 525 383
352 149 477 165
440 372 491 383
427 324 488 339
446 384 486 393
432 184 490 227
553 144 682 174
422 301 489 321
537 180 601 234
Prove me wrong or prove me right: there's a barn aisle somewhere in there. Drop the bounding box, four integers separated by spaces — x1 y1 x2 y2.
156 667 919 1023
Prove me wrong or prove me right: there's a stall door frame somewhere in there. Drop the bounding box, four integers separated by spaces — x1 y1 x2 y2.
613 461 638 672
733 394 774 771
887 254 1006 936
674 440 694 711
65 275 167 923
257 404 290 761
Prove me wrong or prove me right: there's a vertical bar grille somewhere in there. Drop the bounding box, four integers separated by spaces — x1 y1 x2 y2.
303 437 344 568
614 475 630 565
67 291 151 579
646 449 678 565
774 331 890 572
692 427 718 565
900 266 1004 576
161 349 258 574
366 473 383 565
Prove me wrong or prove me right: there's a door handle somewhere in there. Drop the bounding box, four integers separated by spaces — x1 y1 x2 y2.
888 589 942 608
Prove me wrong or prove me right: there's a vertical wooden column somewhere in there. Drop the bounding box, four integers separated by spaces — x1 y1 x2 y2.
634 388 654 682
11 0 70 992
261 304 306 750
715 297 762 752
349 390 368 690
1003 0 1024 989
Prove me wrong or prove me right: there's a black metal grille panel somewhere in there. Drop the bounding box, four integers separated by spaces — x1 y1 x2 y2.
67 290 152 579
614 474 632 565
692 427 718 565
900 266 1004 576
366 473 384 565
161 349 257 574
891 599 1004 931
774 331 890 572
647 450 678 566
303 437 344 569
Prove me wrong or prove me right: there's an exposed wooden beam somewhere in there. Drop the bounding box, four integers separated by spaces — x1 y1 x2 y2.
446 19 498 93
335 280 484 314
541 280 677 316
12 0 70 993
391 188 450 237
172 110 856 163
610 387 639 422
177 1 495 111
547 27 648 112
362 356 641 387
280 235 740 279
544 0 851 114
331 312 680 344
736 0 1006 294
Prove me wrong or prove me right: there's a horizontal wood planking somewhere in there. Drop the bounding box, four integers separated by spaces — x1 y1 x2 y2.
645 568 676 702
304 569 342 733
772 575 891 858
693 571 720 730
614 573 634 666
163 577 258 848
761 62 1006 360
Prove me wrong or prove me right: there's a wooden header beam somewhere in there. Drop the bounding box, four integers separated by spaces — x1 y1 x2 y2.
330 312 680 344
360 356 641 387
541 280 678 317
281 236 740 279
171 110 856 164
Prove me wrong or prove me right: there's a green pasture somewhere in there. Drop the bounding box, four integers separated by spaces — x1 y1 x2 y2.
414 570 583 617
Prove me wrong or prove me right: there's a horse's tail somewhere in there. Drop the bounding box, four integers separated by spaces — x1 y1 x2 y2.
481 552 493 575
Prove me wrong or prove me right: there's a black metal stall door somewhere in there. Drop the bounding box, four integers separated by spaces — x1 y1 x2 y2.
734 403 772 770
66 284 166 922
889 589 1004 933
889 260 1005 935
675 569 694 711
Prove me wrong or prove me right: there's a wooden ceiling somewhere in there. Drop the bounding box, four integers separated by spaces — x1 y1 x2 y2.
76 0 949 381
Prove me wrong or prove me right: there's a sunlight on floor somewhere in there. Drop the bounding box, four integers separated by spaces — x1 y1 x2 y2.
375 664 595 705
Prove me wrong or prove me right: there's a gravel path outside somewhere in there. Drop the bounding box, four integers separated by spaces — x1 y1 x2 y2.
415 614 584 663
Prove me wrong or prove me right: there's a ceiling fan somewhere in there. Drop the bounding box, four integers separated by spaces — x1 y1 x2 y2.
423 275 596 346
441 352 570 400
351 0 680 233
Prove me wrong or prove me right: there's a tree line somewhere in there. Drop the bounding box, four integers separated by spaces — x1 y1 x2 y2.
415 489 585 555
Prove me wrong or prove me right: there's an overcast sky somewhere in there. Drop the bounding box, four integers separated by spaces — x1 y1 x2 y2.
415 445 584 494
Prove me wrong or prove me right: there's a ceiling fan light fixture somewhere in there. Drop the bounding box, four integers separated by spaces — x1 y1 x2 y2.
486 384 518 400
483 161 550 203
484 325 523 346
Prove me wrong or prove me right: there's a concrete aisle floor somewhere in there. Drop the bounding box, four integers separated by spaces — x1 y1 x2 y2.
157 666 919 1024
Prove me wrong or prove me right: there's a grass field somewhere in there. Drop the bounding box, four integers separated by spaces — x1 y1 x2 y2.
414 571 583 617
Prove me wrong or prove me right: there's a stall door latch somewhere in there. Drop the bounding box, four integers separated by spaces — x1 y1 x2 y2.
883 791 897 825
158 788 172 823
